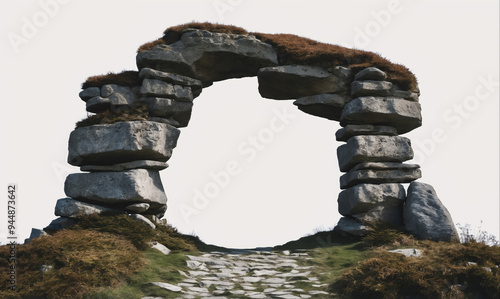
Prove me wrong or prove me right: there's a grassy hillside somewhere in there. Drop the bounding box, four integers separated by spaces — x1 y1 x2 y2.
0 215 498 298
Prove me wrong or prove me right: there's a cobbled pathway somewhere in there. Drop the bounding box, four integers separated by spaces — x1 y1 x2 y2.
143 250 330 299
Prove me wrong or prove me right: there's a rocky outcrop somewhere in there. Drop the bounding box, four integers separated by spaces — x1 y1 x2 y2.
38 24 456 243
404 182 459 242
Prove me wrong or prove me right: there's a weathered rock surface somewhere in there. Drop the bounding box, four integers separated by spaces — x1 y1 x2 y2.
140 97 193 117
140 79 193 101
86 85 140 113
404 182 459 242
137 29 278 85
44 217 78 232
80 160 168 172
68 121 180 166
354 67 387 81
293 93 348 121
337 135 414 172
79 87 100 101
64 169 167 213
340 97 422 134
340 164 421 189
55 197 124 217
334 217 371 237
139 67 203 97
338 183 405 225
335 124 398 142
387 248 422 258
258 65 349 99
351 80 392 97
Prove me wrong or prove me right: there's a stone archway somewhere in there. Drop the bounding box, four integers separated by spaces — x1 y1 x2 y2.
54 23 459 242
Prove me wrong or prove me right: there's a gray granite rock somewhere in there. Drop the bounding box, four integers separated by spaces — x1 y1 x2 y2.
340 166 421 189
258 65 349 99
340 96 422 134
44 217 78 232
64 169 167 210
141 97 193 117
149 282 181 292
354 67 387 81
68 121 180 166
130 214 156 229
140 79 193 101
337 135 414 172
139 67 203 97
126 203 150 213
80 160 168 172
79 87 101 102
387 248 422 258
137 29 278 85
404 182 459 242
335 124 398 141
338 183 405 225
351 162 420 172
86 85 140 113
351 80 392 97
293 93 348 121
150 241 171 255
390 88 419 102
55 197 124 217
334 217 371 237
86 96 111 113
149 110 192 128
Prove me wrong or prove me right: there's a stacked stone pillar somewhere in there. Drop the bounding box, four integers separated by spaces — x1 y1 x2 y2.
52 68 203 227
333 67 423 235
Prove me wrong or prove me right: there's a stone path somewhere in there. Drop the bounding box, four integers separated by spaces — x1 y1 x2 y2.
145 250 330 298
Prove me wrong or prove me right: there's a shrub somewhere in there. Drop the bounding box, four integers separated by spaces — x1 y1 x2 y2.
361 222 417 248
0 230 143 299
331 240 500 299
82 70 141 89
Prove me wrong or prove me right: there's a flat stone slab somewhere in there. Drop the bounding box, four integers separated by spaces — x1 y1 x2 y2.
137 29 278 85
140 97 193 117
293 93 348 121
335 124 398 141
387 248 422 258
404 182 459 242
80 160 168 172
340 96 422 134
139 67 203 97
64 169 167 213
351 80 392 97
351 162 420 171
337 135 414 172
79 87 100 101
340 166 421 189
258 65 349 99
55 198 124 218
68 121 180 166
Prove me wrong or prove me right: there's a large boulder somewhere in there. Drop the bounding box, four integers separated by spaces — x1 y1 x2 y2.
64 169 167 216
337 135 414 172
68 121 180 166
137 29 278 85
258 65 349 99
338 183 405 226
55 198 123 217
340 97 422 134
404 182 459 242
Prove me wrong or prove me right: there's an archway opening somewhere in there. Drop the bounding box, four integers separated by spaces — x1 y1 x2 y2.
163 77 342 248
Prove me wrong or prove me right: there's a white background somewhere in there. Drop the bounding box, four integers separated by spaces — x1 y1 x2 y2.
0 0 498 248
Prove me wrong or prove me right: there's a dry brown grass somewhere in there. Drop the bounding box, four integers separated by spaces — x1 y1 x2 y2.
75 102 149 128
331 237 500 299
82 70 141 89
0 230 143 299
136 22 417 90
